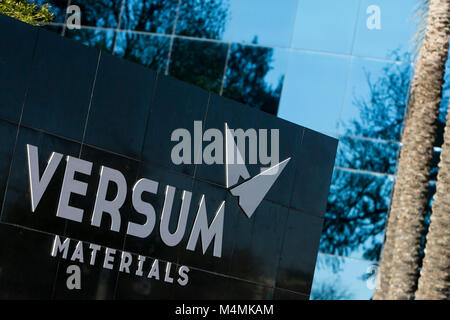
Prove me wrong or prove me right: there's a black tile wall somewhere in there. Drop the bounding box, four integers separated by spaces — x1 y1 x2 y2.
0 15 37 122
123 161 194 262
229 200 289 287
84 52 157 159
171 267 231 300
115 253 175 300
169 38 228 93
64 28 116 53
71 0 123 28
177 179 240 276
226 279 274 300
195 93 305 208
273 288 308 300
275 209 324 294
0 16 338 300
290 129 338 217
142 75 209 176
42 23 63 34
0 223 58 299
0 120 18 209
1 126 81 235
21 30 99 141
52 239 120 300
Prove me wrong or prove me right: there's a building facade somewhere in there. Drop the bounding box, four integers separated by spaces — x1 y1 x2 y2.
17 0 450 299
0 12 338 299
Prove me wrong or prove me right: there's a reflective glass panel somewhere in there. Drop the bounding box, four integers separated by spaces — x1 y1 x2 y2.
278 51 350 136
114 32 170 71
291 0 359 54
335 136 400 174
120 0 178 34
70 0 123 28
0 120 17 209
64 28 116 53
310 253 376 300
352 0 417 61
321 169 394 261
231 0 297 47
169 37 228 93
176 0 236 40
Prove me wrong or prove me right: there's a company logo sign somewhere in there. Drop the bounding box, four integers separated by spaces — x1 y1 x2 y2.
27 122 289 286
170 122 290 218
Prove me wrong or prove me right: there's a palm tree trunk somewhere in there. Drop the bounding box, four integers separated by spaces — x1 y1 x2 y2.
415 98 450 300
374 0 450 300
373 212 398 299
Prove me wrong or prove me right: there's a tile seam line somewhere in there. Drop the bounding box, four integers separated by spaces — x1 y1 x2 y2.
111 0 126 54
272 128 306 291
334 166 396 178
287 0 301 49
164 0 182 75
138 70 161 162
57 51 102 298
0 28 40 221
60 0 71 36
79 50 102 157
47 22 410 65
219 43 232 96
192 92 211 182
318 251 379 265
5 121 206 182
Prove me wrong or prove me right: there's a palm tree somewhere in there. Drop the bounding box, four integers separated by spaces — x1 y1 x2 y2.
374 0 450 300
415 109 450 300
0 0 54 25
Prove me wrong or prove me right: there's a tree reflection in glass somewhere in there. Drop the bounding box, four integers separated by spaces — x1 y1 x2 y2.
321 52 450 263
321 53 409 262
114 32 170 71
120 0 178 34
222 41 284 115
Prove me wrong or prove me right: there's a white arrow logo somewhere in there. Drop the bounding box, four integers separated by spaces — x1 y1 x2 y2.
225 123 290 218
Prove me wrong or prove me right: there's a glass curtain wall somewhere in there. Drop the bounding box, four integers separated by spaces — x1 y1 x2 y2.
33 0 449 299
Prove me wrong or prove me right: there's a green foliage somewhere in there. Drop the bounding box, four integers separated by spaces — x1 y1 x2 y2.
0 0 54 26
412 0 430 57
